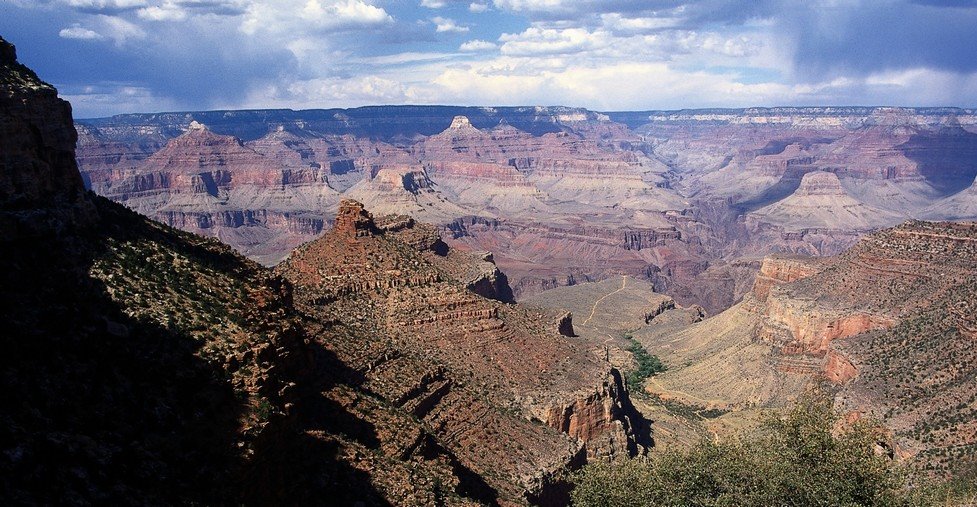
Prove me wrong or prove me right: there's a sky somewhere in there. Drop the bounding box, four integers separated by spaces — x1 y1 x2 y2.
2 0 977 118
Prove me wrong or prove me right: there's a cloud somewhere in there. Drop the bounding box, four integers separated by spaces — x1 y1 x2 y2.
459 39 496 51
62 0 149 12
59 25 105 39
248 74 425 109
499 26 606 56
491 0 565 12
136 2 188 21
60 14 147 45
427 57 791 109
432 16 469 33
9 0 977 117
61 82 182 115
241 0 393 36
600 12 679 33
781 1 977 78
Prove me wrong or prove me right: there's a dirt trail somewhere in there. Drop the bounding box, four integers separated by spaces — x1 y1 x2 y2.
582 276 628 326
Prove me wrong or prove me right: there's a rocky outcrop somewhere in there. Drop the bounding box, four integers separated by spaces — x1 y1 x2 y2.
332 198 374 237
277 200 650 500
0 36 92 237
823 348 858 383
751 255 822 301
539 370 644 459
556 311 575 337
757 292 893 361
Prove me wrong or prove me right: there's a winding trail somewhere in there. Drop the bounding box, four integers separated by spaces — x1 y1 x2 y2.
582 275 628 326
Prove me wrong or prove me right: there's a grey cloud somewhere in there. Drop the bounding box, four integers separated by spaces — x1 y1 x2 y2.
784 1 977 78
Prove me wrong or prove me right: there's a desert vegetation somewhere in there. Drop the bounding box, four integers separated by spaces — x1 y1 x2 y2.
623 332 666 395
572 390 977 506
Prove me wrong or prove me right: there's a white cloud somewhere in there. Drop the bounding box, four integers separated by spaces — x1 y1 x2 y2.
600 13 679 33
241 0 393 36
459 39 496 51
59 15 147 45
137 2 188 21
499 26 606 56
63 0 148 9
247 74 426 109
430 58 798 109
469 2 488 13
99 14 148 43
432 16 469 33
356 51 458 65
59 25 105 40
420 0 445 7
491 0 563 12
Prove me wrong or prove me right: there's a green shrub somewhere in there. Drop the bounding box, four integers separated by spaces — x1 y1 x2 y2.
623 335 665 394
572 390 929 507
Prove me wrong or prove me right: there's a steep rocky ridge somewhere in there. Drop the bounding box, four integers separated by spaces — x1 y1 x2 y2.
1 37 313 503
276 200 651 501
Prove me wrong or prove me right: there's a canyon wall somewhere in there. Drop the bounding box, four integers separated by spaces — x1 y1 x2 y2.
75 105 977 314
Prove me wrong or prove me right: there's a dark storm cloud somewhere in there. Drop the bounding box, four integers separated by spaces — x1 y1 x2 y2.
0 2 297 117
784 1 977 78
118 20 298 111
494 0 977 76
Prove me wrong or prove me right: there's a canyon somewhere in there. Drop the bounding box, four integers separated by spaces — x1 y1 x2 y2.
75 103 977 316
6 28 977 504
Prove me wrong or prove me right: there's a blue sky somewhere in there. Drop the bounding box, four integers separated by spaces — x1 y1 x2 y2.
2 0 977 118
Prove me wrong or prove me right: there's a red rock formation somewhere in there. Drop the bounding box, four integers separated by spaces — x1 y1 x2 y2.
824 348 858 383
751 255 822 301
74 103 977 317
276 200 650 498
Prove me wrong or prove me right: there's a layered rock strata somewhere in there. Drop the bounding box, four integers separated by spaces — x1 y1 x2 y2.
277 200 651 499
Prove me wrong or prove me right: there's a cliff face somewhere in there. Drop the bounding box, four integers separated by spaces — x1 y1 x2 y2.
735 222 977 472
0 37 92 235
0 37 314 503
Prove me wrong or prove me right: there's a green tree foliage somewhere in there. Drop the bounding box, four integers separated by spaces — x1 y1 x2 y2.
572 390 963 506
623 334 666 393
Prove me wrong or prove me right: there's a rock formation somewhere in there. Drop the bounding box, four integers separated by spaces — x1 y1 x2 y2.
743 171 906 256
75 102 977 315
0 38 93 235
277 200 650 469
633 220 977 475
